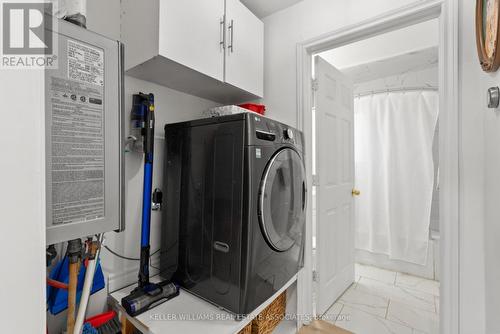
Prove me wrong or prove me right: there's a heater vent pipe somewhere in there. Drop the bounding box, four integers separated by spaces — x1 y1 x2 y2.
52 0 87 28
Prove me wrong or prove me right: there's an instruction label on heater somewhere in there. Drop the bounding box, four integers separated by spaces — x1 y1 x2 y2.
49 74 105 225
67 39 104 86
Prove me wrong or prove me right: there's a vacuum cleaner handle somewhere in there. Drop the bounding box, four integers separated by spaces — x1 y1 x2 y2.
138 93 155 288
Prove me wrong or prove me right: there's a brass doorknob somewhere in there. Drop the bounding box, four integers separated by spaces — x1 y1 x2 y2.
352 189 361 196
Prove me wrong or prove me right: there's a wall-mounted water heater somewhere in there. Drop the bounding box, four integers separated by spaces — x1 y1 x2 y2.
45 20 124 245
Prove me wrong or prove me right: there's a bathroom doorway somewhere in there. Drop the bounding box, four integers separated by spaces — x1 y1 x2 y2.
313 21 440 330
296 2 459 333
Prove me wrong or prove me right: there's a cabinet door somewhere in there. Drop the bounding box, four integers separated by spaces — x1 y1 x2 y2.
159 0 225 81
225 0 264 97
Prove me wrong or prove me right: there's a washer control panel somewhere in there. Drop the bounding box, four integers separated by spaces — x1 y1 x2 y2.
250 114 302 149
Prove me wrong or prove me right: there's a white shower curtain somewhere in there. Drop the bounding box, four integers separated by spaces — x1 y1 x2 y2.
354 91 438 265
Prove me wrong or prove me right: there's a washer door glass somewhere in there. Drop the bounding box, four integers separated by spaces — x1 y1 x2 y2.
258 148 306 252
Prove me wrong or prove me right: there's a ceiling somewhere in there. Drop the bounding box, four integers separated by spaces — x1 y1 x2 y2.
240 0 303 18
318 19 438 70
341 47 439 83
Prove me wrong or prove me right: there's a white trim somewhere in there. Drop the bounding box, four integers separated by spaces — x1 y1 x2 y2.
39 69 48 334
295 0 460 333
438 1 460 333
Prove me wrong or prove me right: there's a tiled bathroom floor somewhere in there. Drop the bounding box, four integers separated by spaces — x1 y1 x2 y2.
325 263 440 334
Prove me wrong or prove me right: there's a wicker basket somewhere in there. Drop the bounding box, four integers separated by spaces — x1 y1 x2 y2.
238 323 253 334
251 292 286 334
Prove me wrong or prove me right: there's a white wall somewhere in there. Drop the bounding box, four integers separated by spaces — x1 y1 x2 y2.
459 1 500 333
0 71 47 333
262 0 487 333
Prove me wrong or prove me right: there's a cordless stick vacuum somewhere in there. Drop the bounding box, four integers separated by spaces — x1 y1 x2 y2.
122 93 179 317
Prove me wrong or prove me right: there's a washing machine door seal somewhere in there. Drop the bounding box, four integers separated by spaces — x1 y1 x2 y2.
258 147 306 252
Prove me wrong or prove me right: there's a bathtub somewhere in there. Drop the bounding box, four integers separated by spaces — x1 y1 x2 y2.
355 229 440 280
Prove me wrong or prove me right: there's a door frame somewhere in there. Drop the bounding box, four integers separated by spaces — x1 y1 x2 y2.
295 0 459 333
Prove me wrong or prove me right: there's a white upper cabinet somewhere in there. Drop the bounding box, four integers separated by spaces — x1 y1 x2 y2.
225 0 264 97
121 0 264 103
158 1 225 82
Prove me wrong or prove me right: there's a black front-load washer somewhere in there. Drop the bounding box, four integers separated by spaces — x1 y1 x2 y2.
160 113 306 315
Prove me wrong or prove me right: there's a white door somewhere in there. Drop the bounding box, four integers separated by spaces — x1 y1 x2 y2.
314 56 355 315
159 0 225 81
225 0 264 97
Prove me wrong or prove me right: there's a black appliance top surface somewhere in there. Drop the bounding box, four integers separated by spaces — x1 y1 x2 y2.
164 112 249 129
164 112 304 150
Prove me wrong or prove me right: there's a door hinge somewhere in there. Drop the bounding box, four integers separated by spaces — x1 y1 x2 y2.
312 174 319 186
313 270 319 282
311 78 319 91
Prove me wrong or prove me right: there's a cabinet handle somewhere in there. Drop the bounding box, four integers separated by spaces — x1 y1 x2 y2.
228 19 234 53
219 16 225 51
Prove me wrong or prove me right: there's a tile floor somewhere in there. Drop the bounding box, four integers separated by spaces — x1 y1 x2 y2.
324 263 440 334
